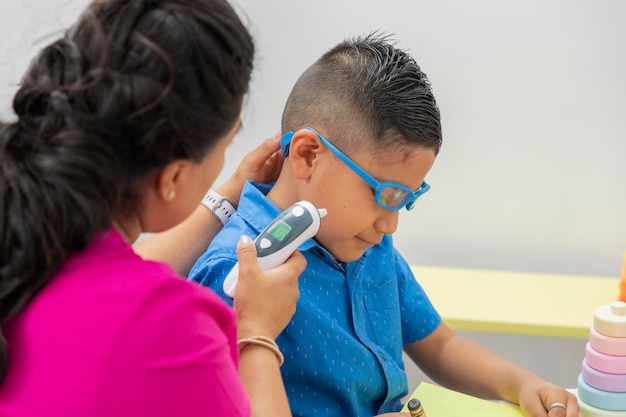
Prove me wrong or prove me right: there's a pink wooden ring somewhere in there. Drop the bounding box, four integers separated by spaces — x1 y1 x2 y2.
586 343 626 374
590 327 626 356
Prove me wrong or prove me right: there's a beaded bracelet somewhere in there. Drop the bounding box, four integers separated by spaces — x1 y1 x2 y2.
237 336 284 366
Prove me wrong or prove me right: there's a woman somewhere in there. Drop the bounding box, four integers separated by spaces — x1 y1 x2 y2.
0 0 304 415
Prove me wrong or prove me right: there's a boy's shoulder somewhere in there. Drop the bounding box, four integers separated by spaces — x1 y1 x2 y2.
188 215 249 280
212 213 255 250
187 191 275 288
205 180 278 253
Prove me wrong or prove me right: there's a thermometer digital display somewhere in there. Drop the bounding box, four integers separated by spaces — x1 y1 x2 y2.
269 222 291 241
222 200 327 298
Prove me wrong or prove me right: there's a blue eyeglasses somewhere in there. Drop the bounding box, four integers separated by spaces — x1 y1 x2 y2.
280 127 430 211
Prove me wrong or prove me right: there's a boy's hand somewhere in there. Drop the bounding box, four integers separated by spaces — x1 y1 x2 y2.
518 380 582 417
217 131 283 207
233 235 305 340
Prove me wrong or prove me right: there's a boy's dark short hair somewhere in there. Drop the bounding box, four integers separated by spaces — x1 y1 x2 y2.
282 32 442 156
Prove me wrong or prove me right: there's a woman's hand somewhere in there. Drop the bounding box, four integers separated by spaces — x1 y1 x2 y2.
217 131 283 207
234 234 304 417
233 235 305 340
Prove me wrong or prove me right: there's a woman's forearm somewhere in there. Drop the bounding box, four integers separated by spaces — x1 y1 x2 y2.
134 204 222 277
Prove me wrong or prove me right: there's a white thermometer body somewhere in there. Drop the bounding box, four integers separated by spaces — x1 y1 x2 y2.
222 200 327 298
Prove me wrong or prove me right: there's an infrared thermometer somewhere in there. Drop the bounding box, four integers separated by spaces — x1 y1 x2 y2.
222 200 327 298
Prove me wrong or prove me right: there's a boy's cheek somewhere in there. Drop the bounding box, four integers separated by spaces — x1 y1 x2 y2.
314 234 340 258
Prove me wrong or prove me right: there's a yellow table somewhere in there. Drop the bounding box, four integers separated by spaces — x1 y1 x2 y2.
402 382 524 416
411 265 621 338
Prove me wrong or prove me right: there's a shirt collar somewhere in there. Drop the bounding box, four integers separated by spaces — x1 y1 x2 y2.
237 181 319 252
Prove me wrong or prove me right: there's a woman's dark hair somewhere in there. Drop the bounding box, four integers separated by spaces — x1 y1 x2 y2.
0 0 254 382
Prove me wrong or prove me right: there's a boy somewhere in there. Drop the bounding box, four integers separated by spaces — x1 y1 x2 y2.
189 34 579 417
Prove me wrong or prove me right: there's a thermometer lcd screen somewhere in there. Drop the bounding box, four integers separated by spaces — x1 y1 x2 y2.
269 221 292 241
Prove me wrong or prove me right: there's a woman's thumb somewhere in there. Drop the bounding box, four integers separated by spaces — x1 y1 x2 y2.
236 235 258 274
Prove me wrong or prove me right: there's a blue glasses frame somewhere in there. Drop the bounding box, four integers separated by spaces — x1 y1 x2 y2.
280 127 430 211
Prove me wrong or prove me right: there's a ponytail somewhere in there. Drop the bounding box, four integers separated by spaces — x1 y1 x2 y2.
0 90 120 381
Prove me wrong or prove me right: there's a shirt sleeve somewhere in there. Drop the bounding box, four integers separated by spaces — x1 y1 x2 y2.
95 277 250 417
189 248 238 304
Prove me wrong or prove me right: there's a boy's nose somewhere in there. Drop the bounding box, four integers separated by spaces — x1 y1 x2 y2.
374 209 399 235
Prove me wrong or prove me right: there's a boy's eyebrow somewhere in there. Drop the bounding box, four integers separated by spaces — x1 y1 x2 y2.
313 128 419 191
358 152 424 191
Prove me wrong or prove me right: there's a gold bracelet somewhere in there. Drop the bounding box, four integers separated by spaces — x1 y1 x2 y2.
237 336 284 366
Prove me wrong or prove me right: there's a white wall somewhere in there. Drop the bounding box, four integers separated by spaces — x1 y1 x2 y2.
0 0 89 117
2 0 625 391
230 0 626 278
3 1 624 277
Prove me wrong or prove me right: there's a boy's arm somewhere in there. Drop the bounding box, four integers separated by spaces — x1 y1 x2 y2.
403 323 581 417
187 234 239 299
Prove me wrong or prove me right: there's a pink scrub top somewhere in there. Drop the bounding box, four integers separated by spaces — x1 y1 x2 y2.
0 229 250 417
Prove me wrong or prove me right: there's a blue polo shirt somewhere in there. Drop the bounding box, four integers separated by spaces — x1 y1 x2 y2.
189 181 441 416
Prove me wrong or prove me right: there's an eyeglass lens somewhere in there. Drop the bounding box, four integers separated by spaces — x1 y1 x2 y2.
377 186 410 208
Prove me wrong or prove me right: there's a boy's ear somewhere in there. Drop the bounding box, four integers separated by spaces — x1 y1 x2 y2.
288 129 324 179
